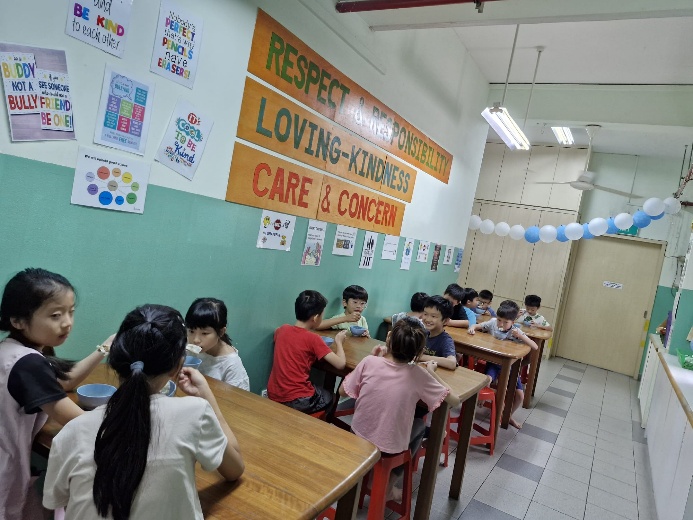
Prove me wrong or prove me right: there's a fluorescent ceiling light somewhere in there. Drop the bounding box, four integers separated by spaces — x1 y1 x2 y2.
481 104 530 151
551 126 574 145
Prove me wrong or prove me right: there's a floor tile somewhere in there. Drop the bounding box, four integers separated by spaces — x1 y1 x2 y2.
535 402 569 418
551 379 580 393
587 486 639 519
539 392 573 411
525 410 564 434
595 436 634 458
589 471 637 503
600 405 632 423
532 483 586 519
591 459 636 486
520 423 558 444
555 434 595 457
496 454 544 482
475 480 531 518
508 432 554 455
546 386 576 398
632 420 647 444
562 363 587 373
584 502 631 520
558 425 597 446
484 466 538 500
561 418 598 437
544 456 591 484
593 447 635 471
538 468 588 501
555 373 582 385
524 501 576 520
459 499 519 520
597 427 632 443
550 445 593 469
599 416 633 437
567 402 602 418
504 443 551 467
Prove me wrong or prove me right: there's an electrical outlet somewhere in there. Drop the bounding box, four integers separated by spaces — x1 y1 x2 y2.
261 389 268 398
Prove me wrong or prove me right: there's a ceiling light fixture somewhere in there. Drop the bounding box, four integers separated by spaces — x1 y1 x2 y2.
551 126 574 145
481 25 530 151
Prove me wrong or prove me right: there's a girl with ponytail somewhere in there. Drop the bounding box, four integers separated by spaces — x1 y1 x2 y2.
43 304 244 519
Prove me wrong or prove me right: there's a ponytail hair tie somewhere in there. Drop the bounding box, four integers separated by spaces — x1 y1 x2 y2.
130 361 144 373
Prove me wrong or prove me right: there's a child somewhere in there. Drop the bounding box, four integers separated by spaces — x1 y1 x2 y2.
0 268 112 519
474 289 497 318
517 295 553 332
419 296 457 370
317 285 370 337
445 285 479 328
387 291 428 326
268 290 347 413
339 317 460 500
43 304 244 518
468 300 538 429
185 298 250 391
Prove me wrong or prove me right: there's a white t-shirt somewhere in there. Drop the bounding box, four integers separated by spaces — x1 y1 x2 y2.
43 395 227 519
198 350 250 391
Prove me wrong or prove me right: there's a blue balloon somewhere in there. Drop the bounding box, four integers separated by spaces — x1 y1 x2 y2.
651 212 665 221
582 223 594 239
633 210 652 228
524 226 540 243
606 217 619 234
556 225 569 242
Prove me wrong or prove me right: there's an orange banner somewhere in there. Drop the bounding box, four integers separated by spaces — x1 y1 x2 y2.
247 9 452 184
237 77 415 202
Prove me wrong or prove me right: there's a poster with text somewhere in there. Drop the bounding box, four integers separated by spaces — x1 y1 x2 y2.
155 99 212 179
302 219 326 266
430 244 441 271
332 225 357 256
71 146 150 214
454 248 463 273
257 210 296 251
381 235 399 260
400 238 415 270
65 0 133 57
359 232 378 269
0 44 75 141
416 240 430 263
150 0 203 88
95 66 154 155
443 245 454 265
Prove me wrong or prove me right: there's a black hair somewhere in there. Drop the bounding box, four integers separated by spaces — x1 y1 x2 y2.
444 283 464 302
525 294 542 308
410 292 429 313
0 268 75 380
295 290 328 321
389 316 427 362
461 287 479 306
185 297 233 345
93 304 187 520
496 300 520 321
343 285 368 302
424 295 453 321
478 290 493 301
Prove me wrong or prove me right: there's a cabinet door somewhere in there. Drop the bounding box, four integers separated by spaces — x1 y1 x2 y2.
458 201 482 284
475 143 504 200
548 147 588 210
496 149 530 204
464 203 505 292
493 206 537 300
522 146 559 206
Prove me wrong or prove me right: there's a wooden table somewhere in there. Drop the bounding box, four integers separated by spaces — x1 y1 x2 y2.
316 331 489 519
445 327 530 436
35 365 379 520
477 315 553 408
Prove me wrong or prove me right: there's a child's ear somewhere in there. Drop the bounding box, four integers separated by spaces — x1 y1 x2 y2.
342 298 348 307
219 326 227 337
9 317 26 330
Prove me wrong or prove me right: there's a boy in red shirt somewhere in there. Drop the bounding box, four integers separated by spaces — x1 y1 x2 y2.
268 290 347 413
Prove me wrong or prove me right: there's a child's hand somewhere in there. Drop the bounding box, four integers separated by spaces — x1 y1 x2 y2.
467 327 476 335
511 327 524 339
346 312 361 323
361 329 371 338
424 360 438 373
334 330 347 344
101 333 116 351
178 367 211 398
371 344 386 356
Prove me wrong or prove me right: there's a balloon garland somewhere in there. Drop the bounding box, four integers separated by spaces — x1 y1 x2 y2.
468 197 683 244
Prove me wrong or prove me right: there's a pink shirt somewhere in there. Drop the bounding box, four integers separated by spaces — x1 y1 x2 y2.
343 356 449 454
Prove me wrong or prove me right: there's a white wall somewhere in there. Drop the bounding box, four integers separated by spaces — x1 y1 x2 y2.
0 0 489 247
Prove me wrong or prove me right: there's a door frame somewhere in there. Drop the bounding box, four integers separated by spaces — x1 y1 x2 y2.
553 234 666 379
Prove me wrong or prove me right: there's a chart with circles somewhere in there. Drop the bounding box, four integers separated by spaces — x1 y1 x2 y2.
71 146 150 214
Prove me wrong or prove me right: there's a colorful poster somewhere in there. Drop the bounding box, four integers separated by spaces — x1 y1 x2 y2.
381 235 399 260
443 245 454 265
257 210 296 251
454 248 463 273
155 99 212 180
332 225 357 256
150 0 203 88
65 0 133 57
400 238 415 270
0 44 75 141
302 219 326 266
430 244 442 272
417 241 430 263
94 66 154 155
359 232 378 269
70 146 150 214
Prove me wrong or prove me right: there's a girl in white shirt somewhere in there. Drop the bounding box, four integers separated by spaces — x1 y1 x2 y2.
185 298 250 391
43 304 244 520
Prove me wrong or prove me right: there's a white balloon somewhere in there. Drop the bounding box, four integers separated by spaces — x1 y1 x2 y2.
565 222 584 241
614 212 634 230
479 219 495 234
643 198 665 217
588 217 609 236
495 222 510 237
664 197 682 215
539 225 557 243
468 215 482 230
508 225 525 240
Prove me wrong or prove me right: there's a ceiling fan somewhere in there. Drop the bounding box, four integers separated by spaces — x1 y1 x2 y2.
535 124 642 199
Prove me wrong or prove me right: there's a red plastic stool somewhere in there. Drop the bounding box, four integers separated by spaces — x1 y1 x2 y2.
310 410 328 421
316 507 335 519
520 364 529 385
450 387 496 455
412 414 452 471
359 451 413 520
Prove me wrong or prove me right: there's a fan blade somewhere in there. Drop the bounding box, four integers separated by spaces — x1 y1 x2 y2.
592 184 643 198
533 181 572 185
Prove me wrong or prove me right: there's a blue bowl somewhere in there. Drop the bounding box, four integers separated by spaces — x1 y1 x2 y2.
159 380 177 397
77 384 116 409
322 336 335 346
183 355 202 369
350 326 366 336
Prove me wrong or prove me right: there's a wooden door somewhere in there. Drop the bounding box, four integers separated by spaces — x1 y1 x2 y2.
556 235 665 376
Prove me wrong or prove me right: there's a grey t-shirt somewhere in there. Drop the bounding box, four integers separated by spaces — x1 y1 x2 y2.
478 318 526 343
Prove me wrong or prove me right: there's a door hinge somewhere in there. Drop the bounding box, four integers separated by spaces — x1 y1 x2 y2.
644 310 648 319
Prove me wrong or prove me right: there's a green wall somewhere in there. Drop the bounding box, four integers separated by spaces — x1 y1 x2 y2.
0 153 458 393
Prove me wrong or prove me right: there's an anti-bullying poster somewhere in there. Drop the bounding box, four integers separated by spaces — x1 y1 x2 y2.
400 238 414 270
0 44 75 141
332 225 357 257
155 99 212 179
381 235 399 260
416 240 430 263
301 219 326 266
94 66 154 155
454 248 463 273
257 210 296 251
443 245 454 265
150 0 203 88
359 232 378 269
65 0 133 57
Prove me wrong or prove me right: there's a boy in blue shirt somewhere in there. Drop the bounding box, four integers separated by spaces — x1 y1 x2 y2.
444 285 479 328
419 296 457 370
474 289 497 318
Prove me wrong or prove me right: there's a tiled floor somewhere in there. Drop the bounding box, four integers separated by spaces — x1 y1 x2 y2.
362 357 659 519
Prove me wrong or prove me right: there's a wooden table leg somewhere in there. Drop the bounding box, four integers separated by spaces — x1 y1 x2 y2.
501 360 521 428
531 339 545 397
334 479 362 520
413 401 449 520
449 392 479 499
494 360 510 436
523 343 542 408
